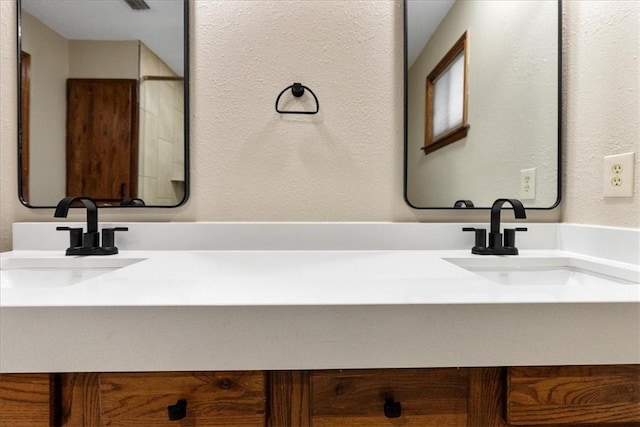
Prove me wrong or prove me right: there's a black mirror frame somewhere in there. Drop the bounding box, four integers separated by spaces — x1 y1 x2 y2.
402 0 562 210
16 0 190 209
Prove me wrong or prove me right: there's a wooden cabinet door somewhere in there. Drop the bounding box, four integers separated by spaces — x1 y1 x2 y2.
507 365 640 425
268 368 506 427
0 374 51 427
66 79 138 206
60 371 265 426
310 368 469 426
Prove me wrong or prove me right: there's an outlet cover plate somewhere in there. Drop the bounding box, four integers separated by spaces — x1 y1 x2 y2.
603 152 634 197
520 168 536 200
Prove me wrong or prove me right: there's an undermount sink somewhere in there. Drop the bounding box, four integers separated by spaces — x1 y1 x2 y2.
444 256 639 286
0 257 145 289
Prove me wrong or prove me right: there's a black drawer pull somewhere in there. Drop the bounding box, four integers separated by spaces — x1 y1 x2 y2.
383 397 401 418
167 399 187 421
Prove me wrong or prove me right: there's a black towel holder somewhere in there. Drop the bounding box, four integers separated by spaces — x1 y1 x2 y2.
275 83 319 115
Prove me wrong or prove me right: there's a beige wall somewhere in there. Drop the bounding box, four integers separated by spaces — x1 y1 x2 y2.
20 11 68 206
139 43 177 78
69 40 139 79
1 1 638 252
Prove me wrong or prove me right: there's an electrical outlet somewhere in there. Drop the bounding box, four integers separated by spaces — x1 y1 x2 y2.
603 152 635 197
520 168 536 200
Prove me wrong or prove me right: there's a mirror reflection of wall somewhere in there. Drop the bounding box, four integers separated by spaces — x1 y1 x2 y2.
21 10 71 206
405 0 559 209
19 0 187 208
138 45 185 206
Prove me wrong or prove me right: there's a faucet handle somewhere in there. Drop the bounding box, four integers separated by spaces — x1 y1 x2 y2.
101 227 129 253
56 226 83 249
462 227 487 250
504 227 528 249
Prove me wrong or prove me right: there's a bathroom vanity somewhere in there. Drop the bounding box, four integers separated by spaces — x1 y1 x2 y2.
1 222 639 426
3 366 639 426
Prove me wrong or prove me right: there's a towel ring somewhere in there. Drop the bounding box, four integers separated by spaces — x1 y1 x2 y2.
275 83 319 115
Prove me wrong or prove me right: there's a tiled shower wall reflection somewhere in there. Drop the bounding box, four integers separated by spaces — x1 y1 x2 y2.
138 44 185 206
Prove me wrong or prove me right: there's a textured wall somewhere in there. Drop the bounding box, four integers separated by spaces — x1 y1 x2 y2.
1 0 637 252
561 0 639 226
187 1 408 221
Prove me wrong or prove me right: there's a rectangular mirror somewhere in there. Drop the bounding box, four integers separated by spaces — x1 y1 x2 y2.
404 0 560 209
18 0 189 208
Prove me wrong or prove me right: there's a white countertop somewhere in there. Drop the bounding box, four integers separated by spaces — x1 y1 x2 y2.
1 222 638 373
1 249 638 307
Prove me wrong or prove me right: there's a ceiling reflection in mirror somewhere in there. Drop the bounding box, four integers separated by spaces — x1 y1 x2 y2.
18 0 188 208
404 0 560 209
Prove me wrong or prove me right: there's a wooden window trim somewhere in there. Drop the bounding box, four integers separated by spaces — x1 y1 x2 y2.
423 31 469 155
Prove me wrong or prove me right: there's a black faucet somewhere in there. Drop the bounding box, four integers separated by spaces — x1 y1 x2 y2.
120 197 146 206
54 196 127 256
453 199 474 208
463 198 527 255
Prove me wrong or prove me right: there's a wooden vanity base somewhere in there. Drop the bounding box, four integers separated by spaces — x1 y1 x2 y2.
1 365 638 426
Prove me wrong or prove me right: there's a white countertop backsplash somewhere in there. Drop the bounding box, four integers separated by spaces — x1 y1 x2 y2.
12 222 559 251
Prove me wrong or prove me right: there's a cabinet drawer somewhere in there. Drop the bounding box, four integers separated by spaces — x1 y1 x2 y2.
310 368 468 426
99 371 265 426
507 365 640 425
0 373 51 427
